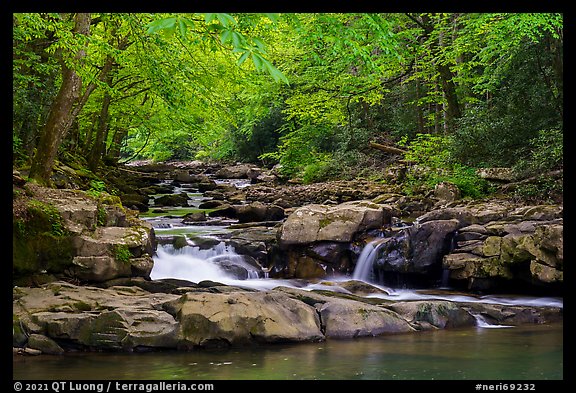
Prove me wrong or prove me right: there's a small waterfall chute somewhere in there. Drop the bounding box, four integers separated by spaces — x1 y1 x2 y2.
471 313 514 329
352 238 387 282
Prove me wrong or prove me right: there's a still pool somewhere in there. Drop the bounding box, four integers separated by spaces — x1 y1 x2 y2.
13 322 562 380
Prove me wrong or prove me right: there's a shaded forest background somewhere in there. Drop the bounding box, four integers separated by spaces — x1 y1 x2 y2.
13 13 563 202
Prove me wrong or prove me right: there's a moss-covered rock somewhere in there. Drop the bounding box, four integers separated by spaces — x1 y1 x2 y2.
13 183 156 284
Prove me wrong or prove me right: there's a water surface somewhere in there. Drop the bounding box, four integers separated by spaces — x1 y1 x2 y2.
13 322 562 380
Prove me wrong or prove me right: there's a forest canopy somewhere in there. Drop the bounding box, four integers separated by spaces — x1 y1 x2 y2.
13 12 563 201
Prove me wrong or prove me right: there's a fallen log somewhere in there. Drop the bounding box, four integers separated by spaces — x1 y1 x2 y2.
369 141 408 155
500 169 563 192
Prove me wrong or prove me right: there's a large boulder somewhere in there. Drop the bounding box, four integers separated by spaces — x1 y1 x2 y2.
274 286 414 338
153 193 189 207
164 291 324 347
13 282 181 351
215 164 259 179
279 201 392 246
69 226 155 282
316 300 415 338
357 219 460 279
234 202 285 223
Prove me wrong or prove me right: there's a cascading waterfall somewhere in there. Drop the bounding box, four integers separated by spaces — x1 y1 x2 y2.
151 242 261 282
352 238 387 282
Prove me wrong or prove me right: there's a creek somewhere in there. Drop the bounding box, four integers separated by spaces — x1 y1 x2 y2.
15 174 563 381
145 178 563 315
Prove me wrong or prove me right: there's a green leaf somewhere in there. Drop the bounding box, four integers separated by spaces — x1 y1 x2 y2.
252 37 266 52
178 19 188 41
204 13 216 24
268 64 289 84
237 50 251 66
146 17 177 34
162 24 176 39
251 52 263 70
221 29 232 44
264 13 279 24
216 13 237 28
231 32 243 48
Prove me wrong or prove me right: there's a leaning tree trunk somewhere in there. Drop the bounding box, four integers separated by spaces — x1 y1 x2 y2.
29 13 91 185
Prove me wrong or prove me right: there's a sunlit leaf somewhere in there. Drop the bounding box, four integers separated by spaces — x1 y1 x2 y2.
146 17 177 34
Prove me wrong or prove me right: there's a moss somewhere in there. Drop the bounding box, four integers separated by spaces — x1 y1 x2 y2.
436 303 449 317
97 206 107 226
358 308 374 320
13 200 75 278
13 315 28 347
114 244 132 264
415 303 433 321
73 301 93 312
319 217 332 229
26 200 68 237
50 285 62 296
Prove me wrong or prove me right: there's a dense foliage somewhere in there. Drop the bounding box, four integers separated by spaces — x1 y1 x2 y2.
13 12 562 202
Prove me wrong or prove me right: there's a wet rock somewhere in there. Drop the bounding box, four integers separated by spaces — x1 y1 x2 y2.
234 201 285 223
222 227 279 265
198 199 228 209
463 303 563 325
153 193 189 207
120 193 149 212
182 212 207 223
388 301 476 330
273 286 413 338
408 219 460 273
27 333 64 355
329 280 389 296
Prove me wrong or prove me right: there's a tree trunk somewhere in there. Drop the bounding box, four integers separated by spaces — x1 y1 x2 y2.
438 63 461 128
88 90 112 171
29 13 91 185
415 78 425 134
106 128 128 163
417 13 462 133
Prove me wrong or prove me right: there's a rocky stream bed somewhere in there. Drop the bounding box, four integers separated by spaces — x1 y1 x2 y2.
13 161 563 355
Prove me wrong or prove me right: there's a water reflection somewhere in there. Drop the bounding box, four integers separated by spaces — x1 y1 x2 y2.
14 323 562 380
